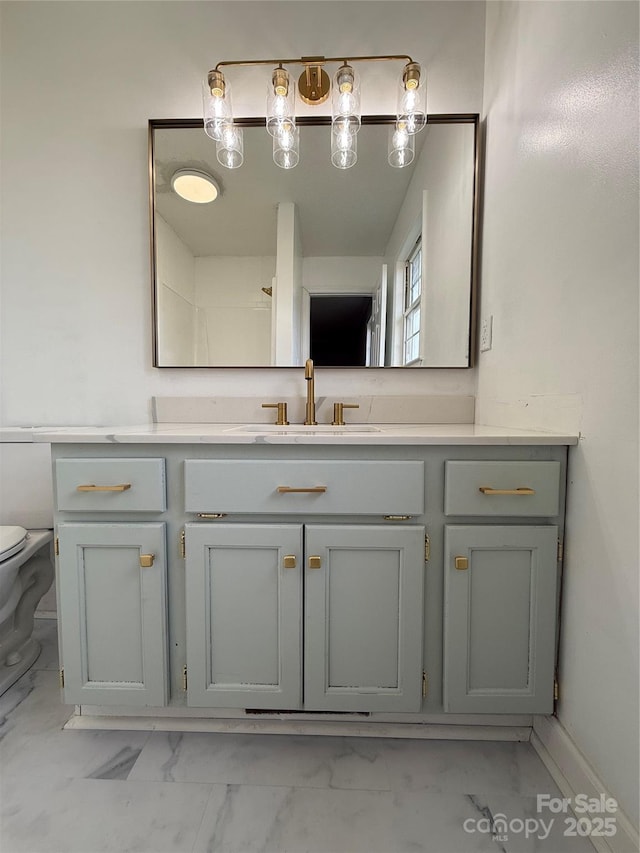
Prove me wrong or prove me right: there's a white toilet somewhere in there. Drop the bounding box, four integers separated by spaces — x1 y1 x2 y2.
0 433 55 695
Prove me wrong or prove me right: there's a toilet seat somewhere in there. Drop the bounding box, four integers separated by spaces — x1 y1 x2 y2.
0 526 28 562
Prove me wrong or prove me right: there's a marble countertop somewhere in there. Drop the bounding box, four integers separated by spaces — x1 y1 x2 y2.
25 423 579 445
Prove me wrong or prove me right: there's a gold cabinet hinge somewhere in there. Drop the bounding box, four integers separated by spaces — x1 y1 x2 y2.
422 670 428 698
59 668 65 688
557 540 564 562
180 530 186 559
54 537 59 556
554 675 559 702
424 534 430 562
182 665 188 692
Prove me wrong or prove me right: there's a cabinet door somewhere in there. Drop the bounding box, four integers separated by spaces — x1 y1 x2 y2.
304 525 424 712
443 525 558 714
185 524 302 709
57 523 168 706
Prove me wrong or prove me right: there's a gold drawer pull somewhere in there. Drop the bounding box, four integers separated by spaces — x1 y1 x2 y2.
277 486 327 494
77 483 132 492
478 487 535 496
139 554 155 568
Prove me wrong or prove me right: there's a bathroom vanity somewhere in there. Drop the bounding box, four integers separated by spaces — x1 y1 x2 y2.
37 421 576 731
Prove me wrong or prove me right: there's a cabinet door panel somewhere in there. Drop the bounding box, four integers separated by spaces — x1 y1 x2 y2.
57 523 168 706
444 525 558 714
186 524 302 709
305 525 424 712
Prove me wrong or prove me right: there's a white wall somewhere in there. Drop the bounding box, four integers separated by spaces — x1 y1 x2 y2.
478 0 639 827
0 1 484 426
302 257 384 296
274 203 299 365
156 215 197 366
194 256 274 366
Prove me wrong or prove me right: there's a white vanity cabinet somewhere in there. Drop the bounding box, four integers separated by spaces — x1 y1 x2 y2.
183 459 426 713
442 461 562 714
47 434 571 724
54 458 169 706
185 522 425 712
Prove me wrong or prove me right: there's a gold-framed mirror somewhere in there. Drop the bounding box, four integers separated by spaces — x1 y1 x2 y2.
150 115 479 368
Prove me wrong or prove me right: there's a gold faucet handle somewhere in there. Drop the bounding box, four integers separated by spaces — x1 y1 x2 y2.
331 402 359 426
262 402 289 426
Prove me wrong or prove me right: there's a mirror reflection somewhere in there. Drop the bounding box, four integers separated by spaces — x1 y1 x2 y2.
150 116 478 368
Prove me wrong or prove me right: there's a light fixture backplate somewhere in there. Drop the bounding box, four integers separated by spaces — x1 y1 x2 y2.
298 66 330 105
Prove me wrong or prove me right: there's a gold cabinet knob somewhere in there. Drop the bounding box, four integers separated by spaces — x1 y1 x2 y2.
262 402 289 425
308 555 322 569
454 556 469 570
139 554 155 568
283 555 297 569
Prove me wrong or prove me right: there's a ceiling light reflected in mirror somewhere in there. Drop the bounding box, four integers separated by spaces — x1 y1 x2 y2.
171 169 220 203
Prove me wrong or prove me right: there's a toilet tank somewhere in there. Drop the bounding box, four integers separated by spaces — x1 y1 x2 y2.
0 432 53 528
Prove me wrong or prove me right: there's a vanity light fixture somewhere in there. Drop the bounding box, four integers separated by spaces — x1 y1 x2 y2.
202 54 427 170
171 169 220 203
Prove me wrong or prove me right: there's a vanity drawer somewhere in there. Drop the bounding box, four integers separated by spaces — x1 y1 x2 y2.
184 460 424 516
444 461 560 517
55 458 167 512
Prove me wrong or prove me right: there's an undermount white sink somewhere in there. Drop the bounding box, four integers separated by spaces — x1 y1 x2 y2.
226 424 382 434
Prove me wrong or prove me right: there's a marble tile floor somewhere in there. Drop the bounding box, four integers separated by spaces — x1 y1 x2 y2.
0 620 595 853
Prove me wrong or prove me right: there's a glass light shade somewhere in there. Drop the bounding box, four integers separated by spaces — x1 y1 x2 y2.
266 67 296 137
171 169 220 203
203 77 233 142
388 123 415 168
216 124 244 169
397 62 427 134
331 125 357 169
273 121 299 169
331 64 361 133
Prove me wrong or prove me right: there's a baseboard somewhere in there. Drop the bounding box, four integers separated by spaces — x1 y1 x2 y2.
64 714 530 741
532 715 639 853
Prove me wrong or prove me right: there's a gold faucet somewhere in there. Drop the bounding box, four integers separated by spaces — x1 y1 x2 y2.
304 358 317 425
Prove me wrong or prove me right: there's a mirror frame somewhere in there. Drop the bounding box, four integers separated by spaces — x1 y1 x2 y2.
149 114 481 369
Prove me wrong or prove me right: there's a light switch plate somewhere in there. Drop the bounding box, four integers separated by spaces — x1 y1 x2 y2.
480 315 493 352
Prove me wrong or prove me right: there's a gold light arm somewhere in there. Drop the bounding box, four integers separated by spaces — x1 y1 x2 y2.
211 54 416 107
77 483 132 492
213 54 414 73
